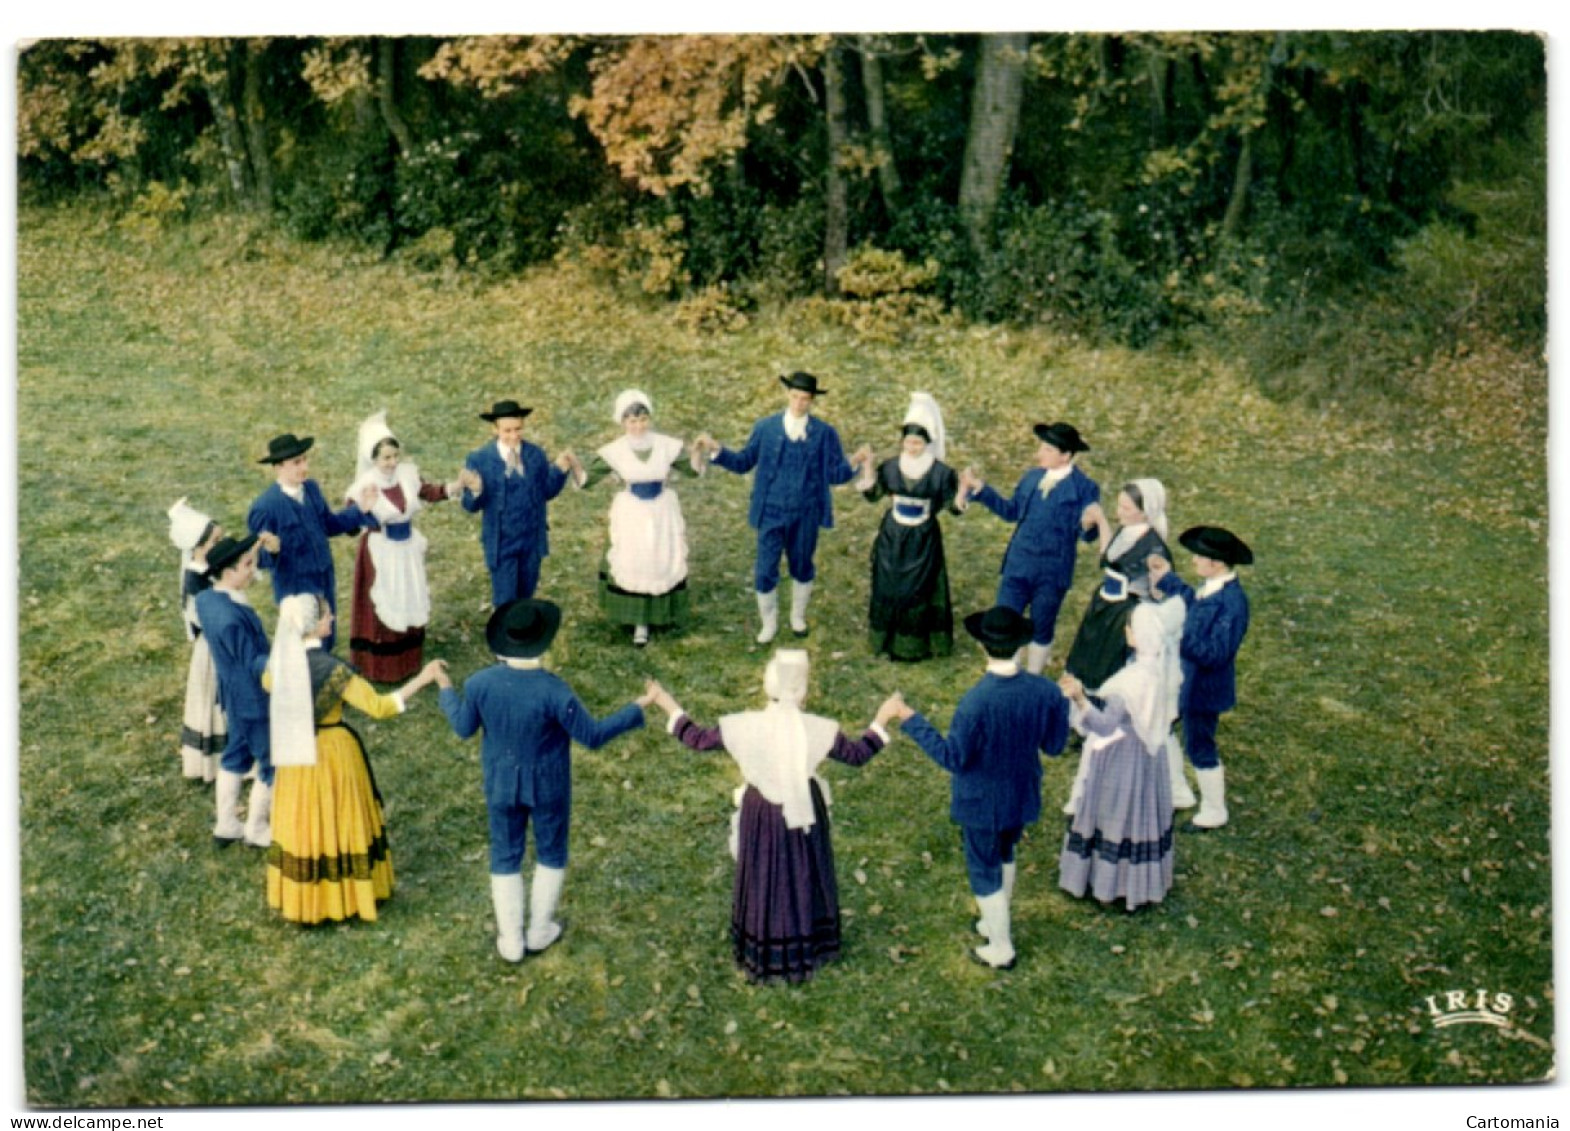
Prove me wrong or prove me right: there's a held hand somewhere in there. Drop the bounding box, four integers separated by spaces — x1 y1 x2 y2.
427 659 452 690
1146 555 1171 585
637 679 663 709
257 531 282 555
358 485 380 512
459 468 483 495
1057 673 1085 703
656 687 683 718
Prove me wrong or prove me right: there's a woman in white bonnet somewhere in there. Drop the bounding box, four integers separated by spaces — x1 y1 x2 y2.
646 654 906 983
264 593 444 924
857 391 962 661
1057 600 1179 910
167 497 227 783
1063 478 1173 689
343 410 459 682
568 389 698 647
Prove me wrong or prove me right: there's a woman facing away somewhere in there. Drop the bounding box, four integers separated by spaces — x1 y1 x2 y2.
646 653 906 984
1057 600 1181 911
858 392 961 662
264 593 443 924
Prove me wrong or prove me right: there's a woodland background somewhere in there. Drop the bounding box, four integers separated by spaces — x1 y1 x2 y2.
9 22 1555 1123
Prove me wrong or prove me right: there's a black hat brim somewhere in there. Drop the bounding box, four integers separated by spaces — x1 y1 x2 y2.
1178 526 1254 566
485 599 562 658
778 374 825 396
1032 423 1088 453
205 533 260 576
480 404 534 422
962 609 1035 651
258 436 314 464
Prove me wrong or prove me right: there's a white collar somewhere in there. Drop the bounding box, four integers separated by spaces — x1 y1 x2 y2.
501 656 544 670
986 658 1021 677
782 411 809 442
1044 465 1071 483
218 585 252 606
898 450 936 481
278 481 305 502
303 638 322 652
1198 571 1237 599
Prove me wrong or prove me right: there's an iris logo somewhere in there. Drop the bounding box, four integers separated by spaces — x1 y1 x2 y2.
1425 989 1513 1029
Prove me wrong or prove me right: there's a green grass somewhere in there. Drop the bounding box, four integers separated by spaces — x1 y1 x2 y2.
14 203 1551 1105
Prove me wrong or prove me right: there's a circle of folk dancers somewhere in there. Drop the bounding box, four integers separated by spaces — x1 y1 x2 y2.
167 374 1253 978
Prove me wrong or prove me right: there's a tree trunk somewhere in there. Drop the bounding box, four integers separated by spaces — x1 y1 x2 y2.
240 39 274 212
199 42 253 207
377 38 416 155
858 35 900 210
958 32 1029 258
1220 130 1253 243
822 42 850 296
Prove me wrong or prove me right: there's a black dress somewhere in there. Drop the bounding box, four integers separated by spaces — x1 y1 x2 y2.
863 458 959 661
1065 528 1171 688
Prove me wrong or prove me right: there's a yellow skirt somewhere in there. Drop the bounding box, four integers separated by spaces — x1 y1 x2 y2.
266 724 393 924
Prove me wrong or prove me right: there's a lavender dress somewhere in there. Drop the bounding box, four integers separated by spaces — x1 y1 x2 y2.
1058 697 1175 910
671 716 884 983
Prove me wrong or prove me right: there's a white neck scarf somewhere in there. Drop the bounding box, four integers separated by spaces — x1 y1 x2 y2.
782 411 809 443
1105 521 1150 562
1198 571 1237 600
718 651 837 829
1039 464 1071 497
898 450 936 481
268 595 322 767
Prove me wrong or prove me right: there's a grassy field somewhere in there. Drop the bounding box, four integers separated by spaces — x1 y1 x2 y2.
13 203 1551 1107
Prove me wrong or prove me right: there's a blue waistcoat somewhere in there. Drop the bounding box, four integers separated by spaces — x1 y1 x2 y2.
461 442 569 569
440 667 644 811
973 467 1101 591
247 480 367 603
1156 573 1251 714
904 671 1070 831
194 589 270 724
712 413 856 531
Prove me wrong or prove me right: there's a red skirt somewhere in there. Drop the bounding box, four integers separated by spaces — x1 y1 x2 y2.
348 535 426 683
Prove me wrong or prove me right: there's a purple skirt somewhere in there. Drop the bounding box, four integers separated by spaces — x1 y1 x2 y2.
731 780 841 983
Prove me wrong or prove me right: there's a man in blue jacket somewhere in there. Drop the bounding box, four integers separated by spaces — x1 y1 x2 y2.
459 399 573 607
696 372 867 643
1149 525 1253 831
247 432 371 651
960 421 1106 674
195 533 275 849
892 606 1071 970
437 598 654 962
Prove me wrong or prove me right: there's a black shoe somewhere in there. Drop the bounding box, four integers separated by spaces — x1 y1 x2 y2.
213 835 240 850
969 947 1016 971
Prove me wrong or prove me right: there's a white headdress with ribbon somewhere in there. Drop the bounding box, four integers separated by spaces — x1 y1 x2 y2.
902 391 947 461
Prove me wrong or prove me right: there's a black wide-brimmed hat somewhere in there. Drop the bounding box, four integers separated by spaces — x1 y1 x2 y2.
486 598 562 659
258 433 314 464
1032 421 1088 454
480 399 534 422
779 371 827 396
204 533 259 577
1178 525 1254 566
963 606 1035 652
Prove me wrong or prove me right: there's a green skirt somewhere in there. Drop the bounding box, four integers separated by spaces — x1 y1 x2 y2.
599 569 691 628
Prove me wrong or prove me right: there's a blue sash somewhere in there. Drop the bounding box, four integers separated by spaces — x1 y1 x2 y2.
629 481 664 501
383 522 413 542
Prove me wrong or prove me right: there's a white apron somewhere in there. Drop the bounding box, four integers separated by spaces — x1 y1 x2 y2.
599 433 689 595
